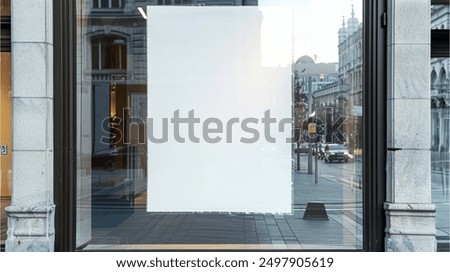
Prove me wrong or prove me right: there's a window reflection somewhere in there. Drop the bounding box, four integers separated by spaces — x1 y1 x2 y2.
431 4 450 252
91 36 127 71
77 0 363 250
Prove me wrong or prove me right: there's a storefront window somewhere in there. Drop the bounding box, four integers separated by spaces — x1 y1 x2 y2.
431 3 450 252
76 0 364 250
0 0 11 251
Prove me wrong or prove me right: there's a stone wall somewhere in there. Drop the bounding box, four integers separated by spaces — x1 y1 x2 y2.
5 0 54 252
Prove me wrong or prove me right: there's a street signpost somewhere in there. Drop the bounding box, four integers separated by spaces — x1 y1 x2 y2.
308 122 319 184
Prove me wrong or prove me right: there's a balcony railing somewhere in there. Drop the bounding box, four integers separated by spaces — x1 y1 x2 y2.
91 70 131 81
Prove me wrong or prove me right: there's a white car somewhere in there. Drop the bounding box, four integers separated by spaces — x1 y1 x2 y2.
324 144 349 163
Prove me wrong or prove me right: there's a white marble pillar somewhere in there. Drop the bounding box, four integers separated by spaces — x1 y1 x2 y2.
385 0 436 251
5 0 54 252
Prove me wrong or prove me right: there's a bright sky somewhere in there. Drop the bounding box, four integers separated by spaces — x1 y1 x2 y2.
259 0 363 64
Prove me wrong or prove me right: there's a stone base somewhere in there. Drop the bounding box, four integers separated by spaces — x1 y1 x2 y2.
386 235 436 252
385 203 436 252
5 204 55 252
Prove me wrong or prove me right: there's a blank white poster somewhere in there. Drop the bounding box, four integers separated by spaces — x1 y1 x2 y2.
147 6 292 213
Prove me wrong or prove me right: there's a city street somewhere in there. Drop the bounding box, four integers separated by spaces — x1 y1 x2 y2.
295 152 363 191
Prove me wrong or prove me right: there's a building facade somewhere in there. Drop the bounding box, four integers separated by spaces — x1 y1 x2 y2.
0 0 449 252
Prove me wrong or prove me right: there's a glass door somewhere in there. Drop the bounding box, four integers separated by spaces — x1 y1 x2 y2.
0 0 11 251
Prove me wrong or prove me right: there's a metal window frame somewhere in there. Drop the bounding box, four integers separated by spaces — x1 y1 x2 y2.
362 0 387 252
53 0 388 252
54 0 77 252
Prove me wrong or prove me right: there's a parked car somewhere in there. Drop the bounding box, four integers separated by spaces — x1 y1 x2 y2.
324 143 349 163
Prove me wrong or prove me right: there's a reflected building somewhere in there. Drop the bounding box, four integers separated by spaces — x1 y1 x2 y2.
338 6 363 108
430 4 450 251
431 5 450 157
292 56 338 141
336 7 363 150
293 7 363 149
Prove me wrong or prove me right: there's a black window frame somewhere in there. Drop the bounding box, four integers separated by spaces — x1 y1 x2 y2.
53 0 388 252
363 0 387 252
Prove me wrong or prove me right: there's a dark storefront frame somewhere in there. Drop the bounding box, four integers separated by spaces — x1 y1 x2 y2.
363 0 387 252
53 0 388 252
54 0 77 252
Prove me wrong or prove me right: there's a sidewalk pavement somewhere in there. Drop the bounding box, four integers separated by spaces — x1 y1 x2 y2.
87 168 363 250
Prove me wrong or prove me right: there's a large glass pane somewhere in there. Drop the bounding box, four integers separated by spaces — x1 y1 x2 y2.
76 0 363 250
431 3 450 252
0 0 11 251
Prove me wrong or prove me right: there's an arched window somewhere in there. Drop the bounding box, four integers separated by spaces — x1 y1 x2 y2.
439 67 447 83
357 42 362 60
91 35 127 70
431 69 437 90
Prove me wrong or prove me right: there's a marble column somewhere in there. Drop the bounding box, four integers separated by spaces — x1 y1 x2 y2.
385 0 436 251
5 0 54 252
